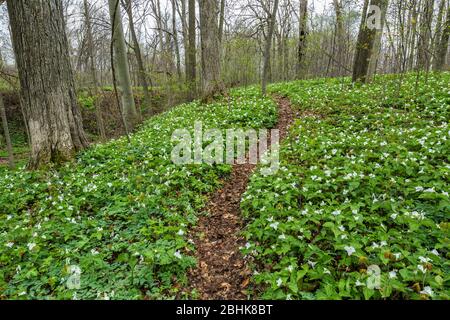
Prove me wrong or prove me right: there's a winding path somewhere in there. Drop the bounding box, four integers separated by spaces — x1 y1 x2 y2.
187 96 296 299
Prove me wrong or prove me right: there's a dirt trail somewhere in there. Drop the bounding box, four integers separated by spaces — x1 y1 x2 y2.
186 96 296 300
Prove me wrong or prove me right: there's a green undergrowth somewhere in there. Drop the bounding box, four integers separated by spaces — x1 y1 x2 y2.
0 87 277 299
241 73 449 300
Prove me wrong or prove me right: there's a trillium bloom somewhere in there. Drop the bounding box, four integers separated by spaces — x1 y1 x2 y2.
278 234 286 240
174 251 182 259
177 229 184 236
417 265 427 274
269 222 279 230
389 271 397 279
431 249 439 256
420 286 433 296
344 246 356 256
276 278 283 287
419 256 431 263
5 242 14 248
331 210 341 216
27 243 36 251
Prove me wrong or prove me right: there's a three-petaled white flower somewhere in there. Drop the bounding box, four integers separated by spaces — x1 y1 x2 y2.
420 286 433 296
344 246 356 256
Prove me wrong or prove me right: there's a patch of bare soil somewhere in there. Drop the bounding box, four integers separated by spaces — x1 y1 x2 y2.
186 95 296 300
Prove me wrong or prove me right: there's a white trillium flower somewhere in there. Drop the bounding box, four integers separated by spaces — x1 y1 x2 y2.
174 251 182 259
417 265 427 274
278 234 286 240
6 242 14 248
27 243 36 251
420 286 434 296
269 222 279 230
177 229 184 236
430 249 439 256
331 210 341 216
344 246 356 256
276 278 283 287
389 271 397 279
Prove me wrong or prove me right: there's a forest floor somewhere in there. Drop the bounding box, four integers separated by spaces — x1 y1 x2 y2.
186 96 297 299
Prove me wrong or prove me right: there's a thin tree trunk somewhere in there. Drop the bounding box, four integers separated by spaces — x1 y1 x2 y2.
332 0 345 76
83 0 106 141
187 0 196 97
0 93 14 169
7 0 89 169
262 0 279 95
218 0 226 43
171 0 182 80
108 0 138 129
296 0 308 78
434 2 450 71
123 0 153 116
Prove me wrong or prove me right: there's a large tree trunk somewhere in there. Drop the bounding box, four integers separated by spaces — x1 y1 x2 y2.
187 0 197 97
123 0 153 116
352 0 386 83
108 0 138 130
0 93 14 169
199 0 224 100
83 0 106 141
416 0 434 71
296 0 308 78
262 0 279 95
7 0 89 169
434 2 450 71
366 0 389 82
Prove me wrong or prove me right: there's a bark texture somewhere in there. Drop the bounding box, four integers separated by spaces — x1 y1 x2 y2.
7 0 88 169
0 93 14 168
199 0 224 100
108 0 137 130
352 0 387 83
296 0 308 78
262 0 279 95
434 2 450 71
187 0 197 96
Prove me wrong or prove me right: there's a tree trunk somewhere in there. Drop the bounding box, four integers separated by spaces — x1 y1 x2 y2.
171 0 182 80
179 0 189 80
199 0 224 100
123 0 153 116
83 0 106 141
332 0 345 76
262 0 279 95
218 0 226 44
352 0 386 83
0 93 14 169
417 0 433 71
434 2 450 71
108 0 138 130
187 0 197 97
7 0 88 169
367 0 389 82
296 0 308 78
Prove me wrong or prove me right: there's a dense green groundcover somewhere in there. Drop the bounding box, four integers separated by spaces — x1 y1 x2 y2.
0 87 277 299
241 73 449 300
